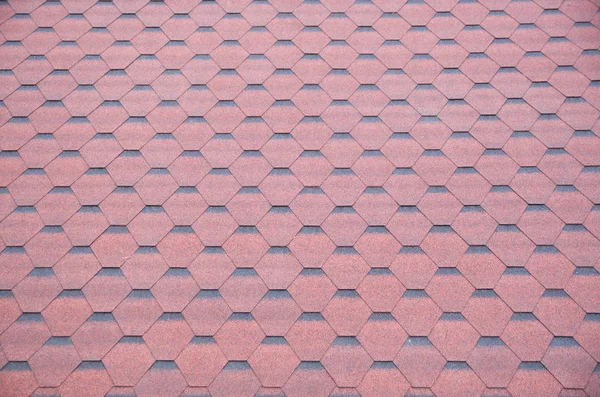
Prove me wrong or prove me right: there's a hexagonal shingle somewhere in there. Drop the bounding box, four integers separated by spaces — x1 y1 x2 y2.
0 2 599 394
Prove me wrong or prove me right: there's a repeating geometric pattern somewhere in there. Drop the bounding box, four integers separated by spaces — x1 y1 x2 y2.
0 0 600 396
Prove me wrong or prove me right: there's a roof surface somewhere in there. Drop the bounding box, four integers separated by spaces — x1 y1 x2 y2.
0 0 599 396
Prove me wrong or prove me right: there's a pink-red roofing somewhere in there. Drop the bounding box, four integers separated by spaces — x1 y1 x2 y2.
0 0 600 396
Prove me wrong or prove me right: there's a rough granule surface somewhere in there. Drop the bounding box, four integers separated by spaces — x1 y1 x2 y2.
0 0 600 396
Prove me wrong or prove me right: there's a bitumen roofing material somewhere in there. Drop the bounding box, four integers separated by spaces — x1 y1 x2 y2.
0 0 599 396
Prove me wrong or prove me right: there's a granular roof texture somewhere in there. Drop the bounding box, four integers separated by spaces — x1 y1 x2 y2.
0 0 600 396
